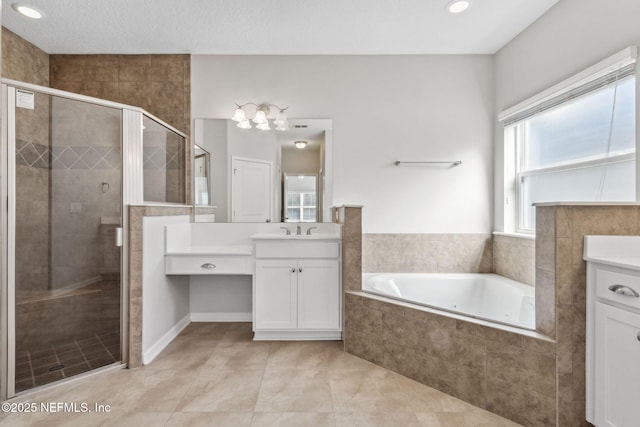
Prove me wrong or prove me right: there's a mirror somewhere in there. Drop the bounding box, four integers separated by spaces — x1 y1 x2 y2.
284 174 318 222
193 118 333 223
193 144 211 205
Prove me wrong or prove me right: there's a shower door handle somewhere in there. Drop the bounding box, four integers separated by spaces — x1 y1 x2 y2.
115 227 123 247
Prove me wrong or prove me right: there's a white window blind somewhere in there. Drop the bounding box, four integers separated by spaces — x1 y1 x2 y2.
499 46 637 126
500 47 638 232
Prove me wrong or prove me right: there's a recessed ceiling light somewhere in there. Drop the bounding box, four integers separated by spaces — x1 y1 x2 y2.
12 3 45 20
447 0 470 14
294 141 307 149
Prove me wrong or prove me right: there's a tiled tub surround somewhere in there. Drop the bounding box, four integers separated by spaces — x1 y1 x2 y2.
363 233 493 274
493 233 535 286
344 292 556 426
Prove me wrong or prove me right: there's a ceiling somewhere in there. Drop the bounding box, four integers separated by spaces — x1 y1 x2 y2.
278 119 330 151
2 0 558 55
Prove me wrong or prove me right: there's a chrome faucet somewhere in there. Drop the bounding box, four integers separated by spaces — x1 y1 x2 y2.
306 226 317 235
296 223 302 235
280 226 291 235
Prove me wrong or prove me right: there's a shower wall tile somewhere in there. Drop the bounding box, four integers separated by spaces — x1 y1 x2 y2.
362 233 492 274
118 55 150 82
50 54 191 136
51 53 192 202
2 27 49 86
493 234 535 286
4 24 53 296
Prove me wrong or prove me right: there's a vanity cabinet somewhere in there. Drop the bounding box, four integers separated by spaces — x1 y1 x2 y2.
253 238 341 340
594 302 640 427
584 236 640 427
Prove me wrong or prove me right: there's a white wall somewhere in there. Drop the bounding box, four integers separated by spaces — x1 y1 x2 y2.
190 276 252 321
192 55 494 233
493 0 640 230
282 148 321 175
142 215 191 363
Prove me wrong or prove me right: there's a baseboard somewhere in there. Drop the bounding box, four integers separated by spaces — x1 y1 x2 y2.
190 312 252 322
253 330 342 341
142 314 191 365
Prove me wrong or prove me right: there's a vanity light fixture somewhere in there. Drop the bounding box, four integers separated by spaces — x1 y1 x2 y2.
231 103 289 131
447 0 470 14
11 2 45 19
294 141 308 149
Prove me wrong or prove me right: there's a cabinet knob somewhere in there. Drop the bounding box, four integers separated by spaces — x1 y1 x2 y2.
608 284 640 297
299 268 302 273
292 268 296 273
637 331 640 342
201 263 216 269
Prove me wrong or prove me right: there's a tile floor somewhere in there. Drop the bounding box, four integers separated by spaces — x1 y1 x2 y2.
15 331 121 393
0 323 522 426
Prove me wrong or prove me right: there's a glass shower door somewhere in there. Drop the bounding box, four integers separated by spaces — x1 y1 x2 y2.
11 89 123 393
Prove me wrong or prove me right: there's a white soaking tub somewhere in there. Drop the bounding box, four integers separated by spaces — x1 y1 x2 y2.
362 273 535 330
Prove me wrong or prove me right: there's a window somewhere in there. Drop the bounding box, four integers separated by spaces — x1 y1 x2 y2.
284 175 317 222
501 49 636 232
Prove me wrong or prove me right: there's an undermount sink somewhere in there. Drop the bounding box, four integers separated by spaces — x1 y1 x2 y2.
250 232 341 240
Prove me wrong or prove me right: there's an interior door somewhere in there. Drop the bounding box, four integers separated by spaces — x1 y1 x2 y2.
231 157 272 222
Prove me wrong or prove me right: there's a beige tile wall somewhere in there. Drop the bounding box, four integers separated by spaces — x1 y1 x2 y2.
535 204 640 426
341 208 556 425
363 233 493 274
344 292 557 426
2 27 49 85
3 28 52 294
493 234 535 286
50 53 192 203
49 54 191 137
128 205 193 368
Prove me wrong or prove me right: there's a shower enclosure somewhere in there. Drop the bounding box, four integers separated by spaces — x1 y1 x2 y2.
0 80 187 399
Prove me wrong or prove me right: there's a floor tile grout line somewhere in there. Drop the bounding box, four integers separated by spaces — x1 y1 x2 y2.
75 338 92 369
95 332 115 361
27 349 35 388
52 343 64 379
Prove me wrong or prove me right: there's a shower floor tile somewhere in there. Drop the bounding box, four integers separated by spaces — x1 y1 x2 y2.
14 331 120 393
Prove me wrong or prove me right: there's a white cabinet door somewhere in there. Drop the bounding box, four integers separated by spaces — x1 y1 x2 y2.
297 259 340 330
255 260 297 329
595 302 640 427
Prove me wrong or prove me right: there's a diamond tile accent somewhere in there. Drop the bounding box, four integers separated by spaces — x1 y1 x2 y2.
16 141 50 169
47 145 122 170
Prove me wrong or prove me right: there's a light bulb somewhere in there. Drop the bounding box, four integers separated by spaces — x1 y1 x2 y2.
294 141 307 149
447 1 469 14
232 107 246 122
256 121 271 131
12 3 44 19
274 110 287 125
237 119 251 129
275 120 289 131
253 110 267 124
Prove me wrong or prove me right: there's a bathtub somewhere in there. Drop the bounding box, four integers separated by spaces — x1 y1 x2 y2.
362 273 535 330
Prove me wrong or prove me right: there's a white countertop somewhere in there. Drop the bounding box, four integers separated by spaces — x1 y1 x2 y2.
583 256 640 271
584 236 640 271
166 245 253 256
250 233 341 240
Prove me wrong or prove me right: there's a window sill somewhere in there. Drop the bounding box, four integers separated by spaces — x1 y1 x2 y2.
492 231 535 240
